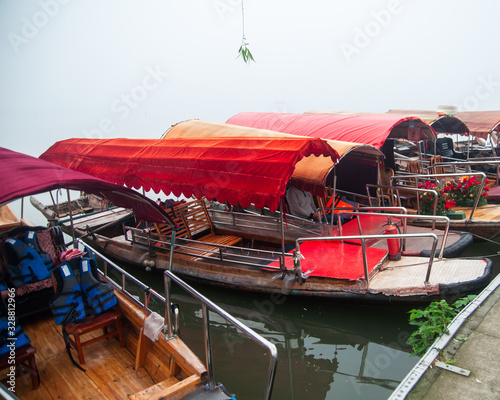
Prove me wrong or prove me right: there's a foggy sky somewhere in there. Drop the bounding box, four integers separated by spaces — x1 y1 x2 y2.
1 0 499 158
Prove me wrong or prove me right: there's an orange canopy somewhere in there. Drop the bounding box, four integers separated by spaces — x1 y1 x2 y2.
39 127 339 212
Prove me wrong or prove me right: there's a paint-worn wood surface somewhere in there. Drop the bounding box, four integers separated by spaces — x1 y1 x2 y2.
1 287 207 399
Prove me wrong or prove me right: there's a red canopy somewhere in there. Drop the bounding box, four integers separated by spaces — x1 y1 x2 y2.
453 111 500 138
226 112 436 149
39 131 338 212
0 147 173 225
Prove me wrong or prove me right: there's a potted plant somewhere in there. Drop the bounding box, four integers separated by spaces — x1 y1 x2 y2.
445 175 489 207
418 180 457 216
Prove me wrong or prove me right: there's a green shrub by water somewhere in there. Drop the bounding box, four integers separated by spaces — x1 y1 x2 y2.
407 295 476 357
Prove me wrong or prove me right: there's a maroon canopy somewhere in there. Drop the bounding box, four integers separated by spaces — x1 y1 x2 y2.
0 147 173 225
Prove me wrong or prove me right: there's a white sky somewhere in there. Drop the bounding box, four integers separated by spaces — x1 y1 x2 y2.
1 0 499 158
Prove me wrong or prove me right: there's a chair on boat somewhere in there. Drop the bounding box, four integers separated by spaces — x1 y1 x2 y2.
50 262 124 365
377 167 395 206
436 137 466 161
0 343 40 389
430 155 445 175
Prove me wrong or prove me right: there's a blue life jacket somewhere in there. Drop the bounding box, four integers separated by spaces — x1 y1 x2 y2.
49 262 86 325
3 237 51 287
79 258 117 315
0 316 31 355
24 230 54 272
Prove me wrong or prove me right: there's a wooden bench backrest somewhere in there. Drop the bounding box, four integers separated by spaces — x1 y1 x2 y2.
154 198 213 240
154 217 189 239
175 199 214 239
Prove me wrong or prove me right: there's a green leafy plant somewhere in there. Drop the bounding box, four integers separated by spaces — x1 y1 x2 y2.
237 39 254 64
406 295 476 357
237 0 255 64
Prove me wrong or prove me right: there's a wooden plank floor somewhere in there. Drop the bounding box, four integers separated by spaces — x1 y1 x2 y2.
453 203 500 220
2 310 155 400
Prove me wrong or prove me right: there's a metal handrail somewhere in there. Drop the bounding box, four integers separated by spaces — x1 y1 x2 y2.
428 160 500 185
336 211 451 259
293 233 438 284
76 239 277 400
366 184 439 227
125 226 293 269
390 172 487 220
164 270 278 400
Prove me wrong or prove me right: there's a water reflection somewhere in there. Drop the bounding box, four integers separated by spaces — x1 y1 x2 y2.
116 235 500 400
132 265 419 400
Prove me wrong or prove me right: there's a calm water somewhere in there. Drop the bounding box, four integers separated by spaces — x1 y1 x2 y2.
120 237 500 400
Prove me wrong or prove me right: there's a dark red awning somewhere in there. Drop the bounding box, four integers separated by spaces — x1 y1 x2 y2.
39 127 339 212
0 147 173 225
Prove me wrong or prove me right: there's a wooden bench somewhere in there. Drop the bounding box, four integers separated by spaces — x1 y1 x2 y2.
64 309 124 364
154 198 242 248
0 344 39 389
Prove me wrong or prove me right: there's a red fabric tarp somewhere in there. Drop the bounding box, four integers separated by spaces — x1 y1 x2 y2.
0 147 173 225
226 112 436 149
39 133 339 212
453 111 500 139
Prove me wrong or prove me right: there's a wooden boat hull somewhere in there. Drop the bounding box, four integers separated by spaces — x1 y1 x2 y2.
81 232 492 305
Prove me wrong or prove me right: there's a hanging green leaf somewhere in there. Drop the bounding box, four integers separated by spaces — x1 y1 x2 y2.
237 1 255 64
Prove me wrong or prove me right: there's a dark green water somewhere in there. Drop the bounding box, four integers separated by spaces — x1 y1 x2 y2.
120 235 500 400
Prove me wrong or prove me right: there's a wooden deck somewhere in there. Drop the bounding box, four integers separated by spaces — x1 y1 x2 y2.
3 310 156 399
453 203 500 221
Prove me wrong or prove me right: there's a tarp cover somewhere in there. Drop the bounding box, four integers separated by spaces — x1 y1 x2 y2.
453 111 500 138
226 112 436 149
39 130 339 212
164 120 380 195
386 109 469 135
0 147 173 225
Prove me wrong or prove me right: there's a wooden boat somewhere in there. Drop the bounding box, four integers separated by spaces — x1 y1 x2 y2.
383 169 500 240
0 147 277 400
225 112 500 241
35 121 492 304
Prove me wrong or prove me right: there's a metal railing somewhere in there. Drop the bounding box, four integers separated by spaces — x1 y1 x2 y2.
76 239 278 400
366 184 439 225
293 233 439 285
389 172 487 220
165 270 278 400
125 226 293 270
428 160 500 185
336 211 451 259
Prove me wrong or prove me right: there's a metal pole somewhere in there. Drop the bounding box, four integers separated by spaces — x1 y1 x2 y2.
280 198 285 270
66 190 76 247
202 303 215 389
165 230 176 338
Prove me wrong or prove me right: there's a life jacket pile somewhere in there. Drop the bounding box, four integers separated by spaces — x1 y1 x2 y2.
0 316 31 356
49 256 118 325
1 230 54 290
0 297 31 356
